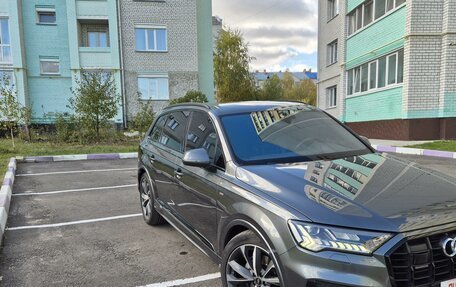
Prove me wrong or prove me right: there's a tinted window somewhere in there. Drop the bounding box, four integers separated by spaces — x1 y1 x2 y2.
158 111 189 153
221 105 370 165
186 111 225 169
149 115 166 143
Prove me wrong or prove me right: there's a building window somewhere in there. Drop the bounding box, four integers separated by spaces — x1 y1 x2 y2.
326 86 337 108
88 31 108 48
327 0 339 20
40 58 60 75
37 9 56 24
0 19 11 63
138 75 169 100
135 27 167 52
347 49 404 96
348 0 406 36
327 40 338 65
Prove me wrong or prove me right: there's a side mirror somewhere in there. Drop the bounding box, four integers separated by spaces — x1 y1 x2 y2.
183 148 210 168
360 136 371 146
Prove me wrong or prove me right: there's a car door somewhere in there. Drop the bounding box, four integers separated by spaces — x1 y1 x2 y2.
172 110 224 249
142 111 188 210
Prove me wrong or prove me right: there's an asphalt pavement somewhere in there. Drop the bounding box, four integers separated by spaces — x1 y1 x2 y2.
0 154 454 286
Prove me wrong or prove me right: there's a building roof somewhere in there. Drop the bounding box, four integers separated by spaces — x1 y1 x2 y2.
253 71 318 82
212 16 223 26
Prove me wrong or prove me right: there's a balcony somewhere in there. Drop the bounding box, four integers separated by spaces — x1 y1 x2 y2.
77 19 114 69
76 0 108 19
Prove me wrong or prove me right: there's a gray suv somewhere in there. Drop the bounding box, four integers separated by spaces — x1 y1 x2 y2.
137 101 456 287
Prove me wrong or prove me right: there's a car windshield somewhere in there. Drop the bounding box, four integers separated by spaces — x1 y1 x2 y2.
221 105 371 165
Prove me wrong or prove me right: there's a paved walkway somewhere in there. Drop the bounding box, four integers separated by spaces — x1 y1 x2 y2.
370 139 434 147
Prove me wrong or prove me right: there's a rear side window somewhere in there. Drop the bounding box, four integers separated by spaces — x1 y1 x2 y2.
159 111 190 153
186 111 225 170
149 115 166 143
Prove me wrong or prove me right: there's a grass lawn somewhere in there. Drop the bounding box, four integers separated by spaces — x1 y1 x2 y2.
0 139 139 176
407 141 456 152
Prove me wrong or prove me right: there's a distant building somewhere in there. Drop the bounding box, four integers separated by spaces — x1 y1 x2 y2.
253 70 318 89
0 0 215 125
318 0 456 140
212 16 223 48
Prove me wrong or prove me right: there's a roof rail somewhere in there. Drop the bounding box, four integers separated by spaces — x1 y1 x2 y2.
163 103 213 110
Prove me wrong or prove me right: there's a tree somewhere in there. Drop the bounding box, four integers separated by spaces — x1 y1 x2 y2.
214 28 256 103
0 75 21 149
260 75 283 101
130 101 155 135
297 79 317 106
69 70 120 142
281 71 296 100
169 90 208 105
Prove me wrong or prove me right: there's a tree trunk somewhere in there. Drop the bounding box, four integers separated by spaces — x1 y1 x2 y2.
10 126 15 149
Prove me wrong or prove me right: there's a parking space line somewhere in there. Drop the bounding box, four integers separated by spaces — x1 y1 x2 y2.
6 213 142 231
12 184 137 196
16 167 137 177
138 272 221 287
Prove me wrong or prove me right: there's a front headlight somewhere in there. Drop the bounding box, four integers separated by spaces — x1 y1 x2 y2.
288 221 392 255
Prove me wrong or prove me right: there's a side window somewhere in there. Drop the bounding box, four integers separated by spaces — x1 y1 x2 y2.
159 111 189 153
149 115 166 143
186 111 225 170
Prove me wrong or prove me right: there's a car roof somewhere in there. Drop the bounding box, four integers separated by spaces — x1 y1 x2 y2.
164 101 313 116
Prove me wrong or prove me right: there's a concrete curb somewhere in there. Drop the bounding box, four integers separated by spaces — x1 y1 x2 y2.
19 152 138 163
372 145 456 159
1 158 16 245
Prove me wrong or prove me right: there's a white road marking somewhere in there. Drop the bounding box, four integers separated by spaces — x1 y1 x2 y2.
12 184 137 196
138 273 221 287
16 167 137 177
6 213 142 231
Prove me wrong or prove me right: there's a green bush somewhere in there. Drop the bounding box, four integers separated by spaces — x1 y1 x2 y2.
130 101 155 135
54 113 79 143
169 90 208 105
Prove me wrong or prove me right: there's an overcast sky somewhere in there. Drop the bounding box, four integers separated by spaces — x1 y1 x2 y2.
213 0 318 73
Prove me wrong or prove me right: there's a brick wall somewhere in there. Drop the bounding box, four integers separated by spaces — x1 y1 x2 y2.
119 0 200 120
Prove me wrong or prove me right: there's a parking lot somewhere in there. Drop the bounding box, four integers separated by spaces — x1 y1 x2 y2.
0 154 455 286
0 159 221 287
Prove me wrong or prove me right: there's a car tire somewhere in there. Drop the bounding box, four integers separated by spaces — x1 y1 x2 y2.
222 230 282 287
139 173 166 226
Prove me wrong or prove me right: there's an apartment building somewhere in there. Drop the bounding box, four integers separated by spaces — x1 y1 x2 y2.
0 0 214 125
318 0 456 140
119 0 214 119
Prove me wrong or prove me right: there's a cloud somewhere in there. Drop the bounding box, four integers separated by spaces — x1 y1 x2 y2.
213 0 318 71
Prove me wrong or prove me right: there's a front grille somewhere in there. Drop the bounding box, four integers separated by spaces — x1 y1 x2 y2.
386 232 456 287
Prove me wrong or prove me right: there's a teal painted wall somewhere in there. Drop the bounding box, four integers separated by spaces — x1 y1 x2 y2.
22 0 73 122
346 6 406 70
347 0 365 13
196 0 215 103
345 87 403 122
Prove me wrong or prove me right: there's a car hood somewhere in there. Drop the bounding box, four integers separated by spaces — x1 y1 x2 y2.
235 153 456 233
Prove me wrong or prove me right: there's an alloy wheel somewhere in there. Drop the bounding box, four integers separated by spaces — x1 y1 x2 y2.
139 177 153 217
226 244 281 287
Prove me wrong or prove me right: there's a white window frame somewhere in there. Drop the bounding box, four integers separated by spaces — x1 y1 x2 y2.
137 74 170 101
327 0 339 20
135 25 168 52
0 18 11 64
36 8 56 25
326 86 337 108
346 49 404 97
327 40 338 66
88 31 108 48
40 58 60 75
348 0 406 36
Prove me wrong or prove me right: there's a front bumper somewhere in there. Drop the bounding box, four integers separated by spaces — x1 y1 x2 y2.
278 240 401 287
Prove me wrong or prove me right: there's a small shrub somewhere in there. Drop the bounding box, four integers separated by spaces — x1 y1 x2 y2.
54 113 79 143
169 90 208 105
130 101 155 135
